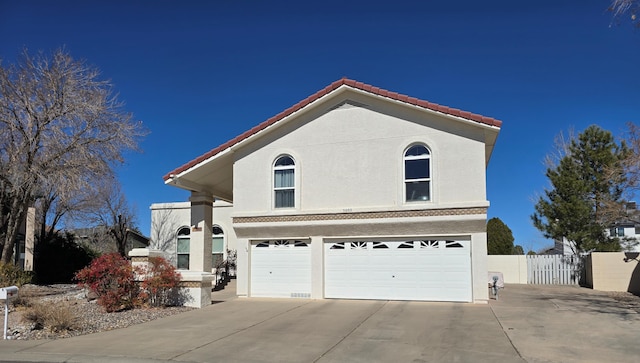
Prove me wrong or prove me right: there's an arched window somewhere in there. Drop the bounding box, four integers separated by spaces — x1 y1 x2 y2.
274 155 295 208
404 144 431 202
176 227 190 270
212 225 225 268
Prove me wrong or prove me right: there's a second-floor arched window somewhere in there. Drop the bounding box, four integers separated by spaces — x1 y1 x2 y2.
274 155 295 208
404 144 431 202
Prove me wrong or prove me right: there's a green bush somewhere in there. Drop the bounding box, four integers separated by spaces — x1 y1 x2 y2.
0 263 33 287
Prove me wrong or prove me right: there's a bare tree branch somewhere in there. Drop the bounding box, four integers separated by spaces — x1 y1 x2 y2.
0 48 145 263
609 0 640 27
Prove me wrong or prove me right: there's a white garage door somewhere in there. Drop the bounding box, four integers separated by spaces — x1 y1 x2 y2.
325 240 472 302
250 240 311 298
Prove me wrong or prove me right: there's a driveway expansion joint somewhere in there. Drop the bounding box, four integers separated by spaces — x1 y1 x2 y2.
489 302 527 362
312 300 388 363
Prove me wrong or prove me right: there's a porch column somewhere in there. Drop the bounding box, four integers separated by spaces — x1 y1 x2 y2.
189 192 213 272
180 192 215 308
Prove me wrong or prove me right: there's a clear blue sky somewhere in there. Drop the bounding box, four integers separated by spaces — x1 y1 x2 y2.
1 1 638 253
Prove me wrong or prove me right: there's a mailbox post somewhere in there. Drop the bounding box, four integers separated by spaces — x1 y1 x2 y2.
0 286 18 340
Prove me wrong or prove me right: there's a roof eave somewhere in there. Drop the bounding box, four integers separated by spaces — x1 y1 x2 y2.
163 78 503 185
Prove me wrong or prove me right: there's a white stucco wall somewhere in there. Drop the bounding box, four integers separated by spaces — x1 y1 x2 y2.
232 95 489 216
150 201 237 269
159 89 497 303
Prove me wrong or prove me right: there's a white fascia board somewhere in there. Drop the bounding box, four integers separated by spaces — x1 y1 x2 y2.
166 147 235 184
164 175 206 192
227 87 348 153
166 87 346 186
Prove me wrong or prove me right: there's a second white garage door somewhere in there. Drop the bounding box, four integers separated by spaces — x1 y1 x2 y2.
325 239 472 302
250 240 311 298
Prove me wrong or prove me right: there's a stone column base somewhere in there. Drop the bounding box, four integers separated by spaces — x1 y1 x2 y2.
129 248 213 308
129 248 165 271
179 271 215 308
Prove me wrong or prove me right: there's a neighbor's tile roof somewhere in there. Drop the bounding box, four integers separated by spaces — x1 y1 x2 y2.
163 78 502 180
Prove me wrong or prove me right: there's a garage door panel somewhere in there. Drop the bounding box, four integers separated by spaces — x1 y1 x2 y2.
325 239 472 302
251 240 311 298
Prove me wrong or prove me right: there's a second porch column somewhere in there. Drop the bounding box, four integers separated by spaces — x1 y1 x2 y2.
189 192 213 272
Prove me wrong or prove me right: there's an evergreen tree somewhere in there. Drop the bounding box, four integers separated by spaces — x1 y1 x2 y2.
487 217 515 255
513 245 525 255
532 125 627 254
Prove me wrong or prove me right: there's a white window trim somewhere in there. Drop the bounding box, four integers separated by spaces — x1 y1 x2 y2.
273 155 296 209
403 144 432 203
176 226 190 270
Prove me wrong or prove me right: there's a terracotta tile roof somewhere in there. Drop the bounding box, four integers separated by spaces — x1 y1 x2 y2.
164 78 502 181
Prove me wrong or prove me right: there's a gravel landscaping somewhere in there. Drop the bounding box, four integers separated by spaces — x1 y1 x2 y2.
1 284 194 340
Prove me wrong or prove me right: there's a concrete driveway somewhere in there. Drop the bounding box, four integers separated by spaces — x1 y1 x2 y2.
490 284 640 363
0 283 639 363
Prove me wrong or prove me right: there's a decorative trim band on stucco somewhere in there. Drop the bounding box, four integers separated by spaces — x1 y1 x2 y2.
179 281 212 288
131 257 147 263
233 207 488 224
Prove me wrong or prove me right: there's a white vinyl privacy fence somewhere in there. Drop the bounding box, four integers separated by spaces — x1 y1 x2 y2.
526 255 582 285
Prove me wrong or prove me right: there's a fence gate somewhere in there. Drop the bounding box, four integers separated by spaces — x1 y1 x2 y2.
527 255 581 285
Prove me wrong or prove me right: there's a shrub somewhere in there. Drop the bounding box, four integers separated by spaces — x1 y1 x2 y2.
75 253 139 312
23 302 78 332
10 295 33 309
35 231 99 284
0 263 33 287
138 257 182 307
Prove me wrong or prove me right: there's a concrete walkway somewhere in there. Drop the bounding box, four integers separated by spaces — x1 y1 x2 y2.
0 283 638 363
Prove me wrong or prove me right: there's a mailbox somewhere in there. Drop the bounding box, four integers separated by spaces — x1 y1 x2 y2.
0 286 18 300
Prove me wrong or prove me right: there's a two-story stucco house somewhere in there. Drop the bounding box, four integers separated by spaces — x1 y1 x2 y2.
151 78 502 306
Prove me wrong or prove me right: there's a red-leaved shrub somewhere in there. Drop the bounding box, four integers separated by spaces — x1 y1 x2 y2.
75 253 139 312
138 257 182 307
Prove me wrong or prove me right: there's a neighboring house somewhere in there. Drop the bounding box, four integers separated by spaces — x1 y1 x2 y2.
15 213 150 271
554 202 640 255
73 226 150 255
152 78 502 303
150 200 236 272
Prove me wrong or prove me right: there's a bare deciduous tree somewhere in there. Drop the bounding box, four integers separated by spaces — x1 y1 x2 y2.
90 179 138 257
150 207 181 264
597 123 640 225
610 0 640 27
0 48 144 263
35 177 103 245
